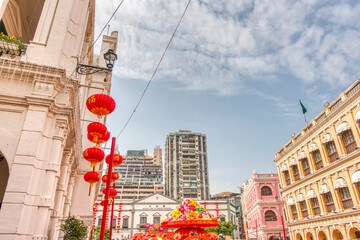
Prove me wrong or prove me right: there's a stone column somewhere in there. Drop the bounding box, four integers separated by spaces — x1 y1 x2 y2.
63 172 76 218
49 149 72 240
33 119 68 239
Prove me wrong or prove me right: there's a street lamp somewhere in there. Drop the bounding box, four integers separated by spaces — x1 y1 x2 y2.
76 49 117 75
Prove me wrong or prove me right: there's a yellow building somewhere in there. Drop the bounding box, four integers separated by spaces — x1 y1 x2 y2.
275 79 360 240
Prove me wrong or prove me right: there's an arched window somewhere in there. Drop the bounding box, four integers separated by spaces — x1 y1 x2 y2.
337 121 357 154
0 153 9 211
261 186 272 196
264 210 277 221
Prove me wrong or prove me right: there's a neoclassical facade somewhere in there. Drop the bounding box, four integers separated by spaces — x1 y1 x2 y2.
95 193 239 240
243 171 288 240
0 0 117 239
275 79 360 240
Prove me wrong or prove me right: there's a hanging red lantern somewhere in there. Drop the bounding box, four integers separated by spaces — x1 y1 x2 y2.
105 154 123 168
84 171 101 187
86 94 116 118
102 172 119 183
83 147 105 167
87 122 108 144
88 130 110 145
100 200 106 207
102 187 117 198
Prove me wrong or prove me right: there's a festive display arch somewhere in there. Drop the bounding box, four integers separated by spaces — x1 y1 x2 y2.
131 199 219 240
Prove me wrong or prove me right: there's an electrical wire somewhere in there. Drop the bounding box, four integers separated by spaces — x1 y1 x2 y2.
54 0 126 98
116 0 192 139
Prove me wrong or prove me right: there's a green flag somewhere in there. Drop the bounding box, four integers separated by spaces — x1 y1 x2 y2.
300 100 307 114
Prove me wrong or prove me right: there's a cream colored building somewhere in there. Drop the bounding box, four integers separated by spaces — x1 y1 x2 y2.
95 193 238 240
275 79 360 240
0 0 117 239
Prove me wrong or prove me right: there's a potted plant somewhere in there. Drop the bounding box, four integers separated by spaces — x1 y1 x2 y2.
0 32 23 55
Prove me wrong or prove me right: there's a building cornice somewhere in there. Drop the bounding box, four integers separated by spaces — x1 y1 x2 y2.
274 78 360 163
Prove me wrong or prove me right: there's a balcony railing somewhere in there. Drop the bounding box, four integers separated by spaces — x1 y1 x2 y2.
326 203 336 212
345 141 357 154
342 198 354 209
315 160 323 170
329 152 339 163
302 210 308 218
286 178 291 186
313 207 321 216
294 173 300 181
0 40 27 56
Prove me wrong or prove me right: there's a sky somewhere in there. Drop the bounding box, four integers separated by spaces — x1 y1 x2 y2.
94 0 360 195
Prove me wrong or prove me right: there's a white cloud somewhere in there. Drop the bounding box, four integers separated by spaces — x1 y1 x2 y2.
96 0 360 97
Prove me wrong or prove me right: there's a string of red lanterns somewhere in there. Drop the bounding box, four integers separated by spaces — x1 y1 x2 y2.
215 202 219 219
105 204 110 228
83 94 116 193
93 203 98 228
116 202 122 233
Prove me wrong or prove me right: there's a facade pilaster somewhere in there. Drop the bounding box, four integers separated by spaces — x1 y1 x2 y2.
33 119 68 239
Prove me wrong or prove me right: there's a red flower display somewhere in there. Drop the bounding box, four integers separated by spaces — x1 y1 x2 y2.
83 147 105 167
101 172 119 183
105 154 123 168
86 94 116 117
84 171 101 187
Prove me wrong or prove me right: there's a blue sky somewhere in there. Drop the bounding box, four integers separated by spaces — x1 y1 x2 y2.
95 0 360 194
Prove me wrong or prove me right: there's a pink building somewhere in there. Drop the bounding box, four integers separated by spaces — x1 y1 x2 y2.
243 171 288 240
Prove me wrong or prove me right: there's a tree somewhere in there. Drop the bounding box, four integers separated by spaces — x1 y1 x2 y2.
92 226 110 240
205 221 234 236
60 216 88 240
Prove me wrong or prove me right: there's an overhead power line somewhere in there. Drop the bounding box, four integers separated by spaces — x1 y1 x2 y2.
116 0 192 139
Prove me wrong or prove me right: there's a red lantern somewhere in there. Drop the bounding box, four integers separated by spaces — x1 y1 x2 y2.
83 147 105 167
84 171 100 187
102 187 117 198
88 131 110 145
102 172 119 183
100 200 106 207
105 154 123 168
87 122 108 143
86 94 116 117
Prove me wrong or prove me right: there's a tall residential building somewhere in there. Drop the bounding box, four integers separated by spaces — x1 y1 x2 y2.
275 78 360 240
0 1 118 239
165 130 210 200
98 148 164 201
243 171 288 240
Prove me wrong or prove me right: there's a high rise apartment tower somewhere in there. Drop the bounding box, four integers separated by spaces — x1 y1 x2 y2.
165 130 210 200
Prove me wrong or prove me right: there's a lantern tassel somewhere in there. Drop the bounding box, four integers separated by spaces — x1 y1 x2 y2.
89 185 91 196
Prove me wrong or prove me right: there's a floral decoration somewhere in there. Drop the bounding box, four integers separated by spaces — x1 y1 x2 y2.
0 32 23 51
161 198 216 223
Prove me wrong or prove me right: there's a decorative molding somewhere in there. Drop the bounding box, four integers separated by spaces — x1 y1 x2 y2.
54 119 68 141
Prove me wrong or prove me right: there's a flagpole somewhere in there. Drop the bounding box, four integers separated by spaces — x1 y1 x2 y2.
303 114 308 126
300 100 308 126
